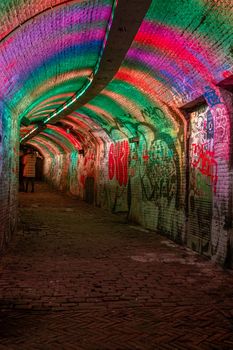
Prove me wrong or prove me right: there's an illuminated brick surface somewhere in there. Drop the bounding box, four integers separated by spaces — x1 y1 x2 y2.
0 0 233 265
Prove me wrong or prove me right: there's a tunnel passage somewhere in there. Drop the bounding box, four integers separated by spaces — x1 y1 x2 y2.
0 0 233 266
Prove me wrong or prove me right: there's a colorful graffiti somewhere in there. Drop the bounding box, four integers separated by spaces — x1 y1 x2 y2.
108 140 130 186
141 106 171 128
140 137 178 205
188 105 213 250
190 143 217 192
212 106 228 144
204 86 230 159
79 148 96 188
204 86 222 108
204 87 232 264
189 106 217 192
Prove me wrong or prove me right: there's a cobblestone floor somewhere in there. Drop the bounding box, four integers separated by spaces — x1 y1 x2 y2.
0 182 233 349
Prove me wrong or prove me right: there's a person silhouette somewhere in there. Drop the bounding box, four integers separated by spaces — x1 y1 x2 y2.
22 148 37 193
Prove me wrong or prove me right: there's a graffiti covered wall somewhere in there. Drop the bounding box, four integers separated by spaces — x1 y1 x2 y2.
187 104 214 254
0 0 232 266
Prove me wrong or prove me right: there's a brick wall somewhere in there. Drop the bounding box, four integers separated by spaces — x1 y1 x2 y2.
0 102 18 253
42 107 187 246
0 0 233 267
41 87 233 267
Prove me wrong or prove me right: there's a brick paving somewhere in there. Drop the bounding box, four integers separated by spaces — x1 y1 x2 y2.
0 183 233 349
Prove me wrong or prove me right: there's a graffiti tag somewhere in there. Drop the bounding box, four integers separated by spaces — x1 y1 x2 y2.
108 140 130 186
191 143 218 192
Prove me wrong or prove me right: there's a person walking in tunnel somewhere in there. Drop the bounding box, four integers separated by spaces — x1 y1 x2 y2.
22 148 37 193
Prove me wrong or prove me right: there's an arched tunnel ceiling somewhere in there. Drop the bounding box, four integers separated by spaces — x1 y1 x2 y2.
1 1 118 123
0 0 233 153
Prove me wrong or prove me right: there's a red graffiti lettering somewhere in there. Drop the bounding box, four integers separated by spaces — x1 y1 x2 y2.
108 141 130 186
191 143 218 192
142 150 149 162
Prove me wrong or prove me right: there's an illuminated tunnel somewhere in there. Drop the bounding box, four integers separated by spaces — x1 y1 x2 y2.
0 0 233 266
